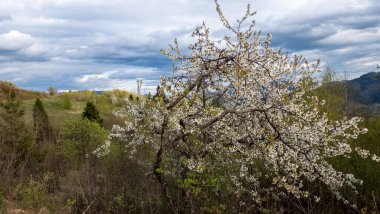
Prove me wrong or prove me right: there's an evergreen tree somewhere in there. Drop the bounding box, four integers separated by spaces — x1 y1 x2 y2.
0 84 42 180
0 83 24 117
33 98 51 143
152 85 168 103
129 94 134 101
82 102 103 125
152 85 160 100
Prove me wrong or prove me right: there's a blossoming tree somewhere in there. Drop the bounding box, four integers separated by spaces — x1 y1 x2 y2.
96 1 378 212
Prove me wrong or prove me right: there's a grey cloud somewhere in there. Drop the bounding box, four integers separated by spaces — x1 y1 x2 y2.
0 0 379 90
108 68 158 80
0 59 163 91
255 1 380 77
0 14 11 22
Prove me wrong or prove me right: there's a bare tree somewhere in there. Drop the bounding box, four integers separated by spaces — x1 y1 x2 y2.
47 87 57 96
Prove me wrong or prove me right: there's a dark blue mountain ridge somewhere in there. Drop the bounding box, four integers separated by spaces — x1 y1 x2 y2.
346 72 380 105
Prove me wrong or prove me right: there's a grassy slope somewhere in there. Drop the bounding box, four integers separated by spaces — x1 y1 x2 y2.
22 97 87 129
19 90 143 130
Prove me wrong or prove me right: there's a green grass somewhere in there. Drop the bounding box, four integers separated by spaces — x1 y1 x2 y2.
22 96 87 129
20 91 141 130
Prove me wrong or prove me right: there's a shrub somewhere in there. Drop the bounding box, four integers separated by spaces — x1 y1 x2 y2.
19 178 46 209
62 94 72 110
61 119 107 165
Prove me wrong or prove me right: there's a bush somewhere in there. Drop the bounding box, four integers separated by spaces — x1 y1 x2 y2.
19 178 46 209
61 119 108 165
62 94 72 110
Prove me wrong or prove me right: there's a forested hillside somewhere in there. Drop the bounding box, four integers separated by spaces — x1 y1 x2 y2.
0 83 150 213
347 72 380 105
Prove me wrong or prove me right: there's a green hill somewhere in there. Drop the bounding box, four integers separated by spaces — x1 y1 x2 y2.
0 81 142 130
0 81 47 101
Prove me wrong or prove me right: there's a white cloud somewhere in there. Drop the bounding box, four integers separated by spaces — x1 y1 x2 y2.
31 16 66 25
0 67 20 74
319 27 380 45
20 43 50 56
75 72 110 84
0 30 35 51
0 30 54 58
74 70 159 92
346 56 380 67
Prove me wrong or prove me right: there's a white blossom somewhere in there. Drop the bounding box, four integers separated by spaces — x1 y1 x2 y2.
96 1 373 209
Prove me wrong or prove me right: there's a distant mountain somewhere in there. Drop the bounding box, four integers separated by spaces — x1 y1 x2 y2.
346 72 380 105
310 72 380 117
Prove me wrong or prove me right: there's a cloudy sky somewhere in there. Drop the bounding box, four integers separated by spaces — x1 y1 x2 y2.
0 0 379 92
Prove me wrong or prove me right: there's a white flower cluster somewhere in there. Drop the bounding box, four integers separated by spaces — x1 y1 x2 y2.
97 1 375 209
355 147 380 162
93 137 112 157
